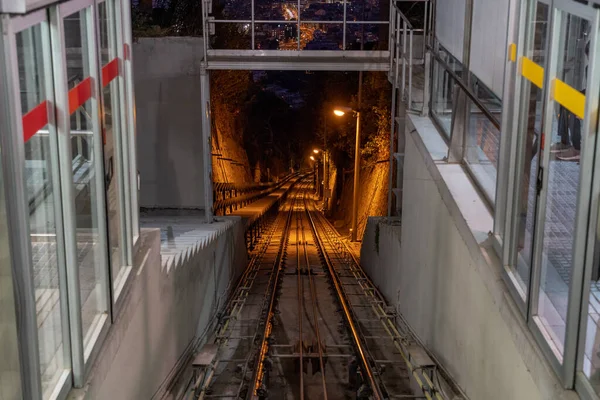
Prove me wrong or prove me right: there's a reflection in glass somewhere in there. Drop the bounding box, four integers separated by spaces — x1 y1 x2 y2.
512 2 549 297
16 23 68 397
431 55 455 137
64 8 109 350
536 12 589 359
99 0 126 294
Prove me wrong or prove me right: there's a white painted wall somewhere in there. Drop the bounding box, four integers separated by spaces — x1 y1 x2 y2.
435 0 465 62
360 114 578 400
470 0 510 97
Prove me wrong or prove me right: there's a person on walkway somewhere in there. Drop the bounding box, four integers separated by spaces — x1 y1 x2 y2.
551 40 589 162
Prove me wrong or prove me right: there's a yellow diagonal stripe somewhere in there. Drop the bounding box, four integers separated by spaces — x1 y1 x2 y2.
521 57 544 88
553 78 585 119
508 43 516 62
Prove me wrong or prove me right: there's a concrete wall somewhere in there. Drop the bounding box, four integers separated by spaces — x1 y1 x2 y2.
134 37 206 209
360 114 578 400
71 218 247 399
470 0 510 97
435 0 509 97
435 0 465 62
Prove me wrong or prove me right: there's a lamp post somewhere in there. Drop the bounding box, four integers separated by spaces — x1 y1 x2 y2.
310 155 319 197
333 106 361 242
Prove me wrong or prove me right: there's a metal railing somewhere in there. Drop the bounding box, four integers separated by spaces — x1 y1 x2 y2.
202 0 390 51
212 172 300 215
389 1 432 112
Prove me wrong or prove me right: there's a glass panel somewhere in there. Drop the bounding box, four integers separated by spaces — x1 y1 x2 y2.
255 22 299 50
300 0 344 21
464 85 502 201
511 1 550 297
212 23 252 49
64 8 109 350
304 23 343 50
431 57 455 137
535 11 590 358
0 146 23 399
99 0 126 294
255 0 296 21
16 23 68 397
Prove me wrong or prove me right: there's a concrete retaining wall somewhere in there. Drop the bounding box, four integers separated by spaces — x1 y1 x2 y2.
360 114 578 400
72 218 247 399
134 37 206 209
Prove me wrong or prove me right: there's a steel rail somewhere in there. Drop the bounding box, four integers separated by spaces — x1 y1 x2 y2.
247 183 299 399
193 179 306 399
314 215 444 400
300 192 328 399
303 197 385 400
193 199 285 400
295 194 305 399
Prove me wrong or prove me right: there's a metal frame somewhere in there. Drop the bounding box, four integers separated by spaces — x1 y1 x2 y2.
120 0 139 243
0 0 140 397
495 0 600 392
52 0 113 386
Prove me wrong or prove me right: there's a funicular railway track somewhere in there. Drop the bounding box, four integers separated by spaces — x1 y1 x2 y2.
187 178 446 400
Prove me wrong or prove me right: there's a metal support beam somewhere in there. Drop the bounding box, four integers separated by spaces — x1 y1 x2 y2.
201 68 214 223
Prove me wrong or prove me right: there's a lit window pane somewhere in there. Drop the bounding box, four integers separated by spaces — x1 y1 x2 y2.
16 23 68 397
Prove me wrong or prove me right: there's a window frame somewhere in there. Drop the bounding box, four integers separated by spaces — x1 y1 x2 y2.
497 0 600 391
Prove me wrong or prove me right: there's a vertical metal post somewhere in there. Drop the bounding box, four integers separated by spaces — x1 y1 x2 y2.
0 15 43 400
422 51 431 116
251 0 255 49
351 92 361 243
401 17 406 100
343 0 347 49
121 0 140 239
297 0 301 50
387 37 398 217
201 68 214 223
323 117 328 211
408 29 413 109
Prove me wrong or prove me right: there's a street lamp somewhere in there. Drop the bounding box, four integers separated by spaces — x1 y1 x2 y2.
309 155 320 198
313 149 320 154
334 106 361 242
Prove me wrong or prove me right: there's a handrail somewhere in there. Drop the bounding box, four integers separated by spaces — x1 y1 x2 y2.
427 45 501 129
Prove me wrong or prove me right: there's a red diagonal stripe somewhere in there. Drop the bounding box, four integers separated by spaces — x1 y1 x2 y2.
68 77 92 115
22 100 49 142
102 58 119 87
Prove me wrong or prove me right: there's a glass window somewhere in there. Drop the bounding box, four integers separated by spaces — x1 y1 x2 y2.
534 12 590 359
584 209 600 391
510 1 550 299
99 0 127 295
16 23 69 397
464 87 501 203
431 55 455 137
63 8 110 352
